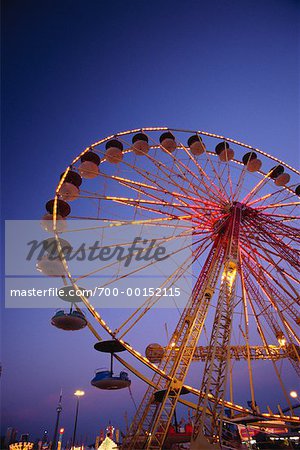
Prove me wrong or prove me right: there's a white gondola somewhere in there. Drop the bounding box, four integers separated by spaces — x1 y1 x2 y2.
36 255 66 277
145 343 164 363
275 172 290 186
187 134 206 155
92 340 131 390
159 132 177 152
132 133 149 155
78 160 99 178
215 141 234 161
242 152 262 172
58 182 80 201
247 158 262 172
41 213 67 232
105 139 123 164
51 309 87 331
91 369 131 390
269 165 284 179
78 151 100 178
45 198 71 217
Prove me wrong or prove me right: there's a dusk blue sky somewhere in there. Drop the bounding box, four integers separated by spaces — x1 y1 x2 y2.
2 0 300 445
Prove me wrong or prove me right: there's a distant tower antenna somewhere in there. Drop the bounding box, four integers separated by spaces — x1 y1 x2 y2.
52 388 63 449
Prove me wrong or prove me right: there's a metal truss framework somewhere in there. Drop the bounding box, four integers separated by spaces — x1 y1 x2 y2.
49 127 300 450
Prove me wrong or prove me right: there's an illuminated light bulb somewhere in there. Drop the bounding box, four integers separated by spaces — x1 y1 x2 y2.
290 390 298 399
276 333 286 347
74 389 85 397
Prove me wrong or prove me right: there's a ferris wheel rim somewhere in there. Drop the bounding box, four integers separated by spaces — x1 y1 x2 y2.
61 126 300 176
54 127 300 222
47 126 300 430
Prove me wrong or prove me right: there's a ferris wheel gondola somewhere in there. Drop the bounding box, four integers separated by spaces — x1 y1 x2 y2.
91 340 131 390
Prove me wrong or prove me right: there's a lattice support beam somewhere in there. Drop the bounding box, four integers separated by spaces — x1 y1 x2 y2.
191 203 243 449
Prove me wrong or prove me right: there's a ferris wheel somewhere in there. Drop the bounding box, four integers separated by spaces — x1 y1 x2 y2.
40 127 300 450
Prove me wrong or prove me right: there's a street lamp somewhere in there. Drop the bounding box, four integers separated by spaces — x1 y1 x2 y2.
72 390 85 449
290 390 299 400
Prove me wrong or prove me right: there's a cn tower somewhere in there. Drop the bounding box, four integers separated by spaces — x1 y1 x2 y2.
51 389 63 450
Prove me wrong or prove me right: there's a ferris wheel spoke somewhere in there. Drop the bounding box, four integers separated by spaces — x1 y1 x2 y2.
238 256 257 409
174 149 227 205
95 145 206 210
255 232 299 272
242 254 299 326
242 167 280 205
243 258 300 350
78 192 186 207
247 184 298 208
240 236 300 300
78 191 221 220
226 157 234 199
115 236 214 339
115 257 197 336
242 265 294 347
241 233 299 299
61 218 196 236
241 233 288 260
232 162 250 202
243 217 300 272
118 134 221 207
172 156 222 205
256 201 300 212
77 191 208 220
64 216 195 230
104 196 195 221
73 228 198 283
141 132 227 205
101 174 215 211
259 215 300 244
260 212 300 223
173 138 229 204
246 224 299 248
192 149 231 203
214 156 234 200
111 173 220 209
245 292 297 413
75 304 103 341
144 145 213 202
140 156 206 206
197 146 231 203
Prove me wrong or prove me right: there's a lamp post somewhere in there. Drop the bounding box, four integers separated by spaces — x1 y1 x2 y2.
72 390 85 449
